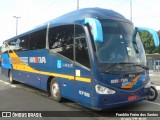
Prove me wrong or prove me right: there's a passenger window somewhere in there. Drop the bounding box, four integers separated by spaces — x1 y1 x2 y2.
7 39 21 52
29 28 46 50
19 35 29 51
49 25 74 61
1 42 8 53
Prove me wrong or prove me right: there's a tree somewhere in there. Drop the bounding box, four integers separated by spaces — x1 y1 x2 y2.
139 31 160 54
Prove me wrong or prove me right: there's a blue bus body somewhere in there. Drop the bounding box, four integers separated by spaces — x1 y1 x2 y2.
1 8 159 110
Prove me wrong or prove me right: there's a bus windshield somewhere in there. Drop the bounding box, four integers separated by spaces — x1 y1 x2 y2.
95 20 146 71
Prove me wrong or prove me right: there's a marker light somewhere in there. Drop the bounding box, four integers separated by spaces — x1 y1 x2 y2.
95 85 116 94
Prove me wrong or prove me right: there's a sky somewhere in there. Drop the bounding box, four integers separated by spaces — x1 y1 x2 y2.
0 0 160 46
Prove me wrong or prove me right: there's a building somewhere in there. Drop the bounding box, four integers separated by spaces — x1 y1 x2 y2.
146 53 160 70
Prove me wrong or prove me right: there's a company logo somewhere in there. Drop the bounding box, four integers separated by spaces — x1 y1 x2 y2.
124 73 136 78
57 60 62 68
128 74 136 77
57 60 73 69
2 112 11 117
1 112 42 118
29 57 46 63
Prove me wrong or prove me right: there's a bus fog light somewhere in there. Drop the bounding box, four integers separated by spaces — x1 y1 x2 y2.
95 85 116 94
145 81 151 88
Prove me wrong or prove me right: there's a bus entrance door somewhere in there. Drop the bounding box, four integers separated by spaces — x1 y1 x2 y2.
74 32 92 108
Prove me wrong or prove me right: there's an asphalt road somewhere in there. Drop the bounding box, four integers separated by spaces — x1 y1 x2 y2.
0 69 160 120
149 70 160 85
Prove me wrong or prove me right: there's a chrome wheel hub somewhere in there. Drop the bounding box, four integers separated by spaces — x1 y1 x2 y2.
51 82 59 98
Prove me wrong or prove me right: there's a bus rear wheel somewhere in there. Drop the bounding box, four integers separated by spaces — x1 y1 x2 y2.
9 71 16 84
50 78 62 102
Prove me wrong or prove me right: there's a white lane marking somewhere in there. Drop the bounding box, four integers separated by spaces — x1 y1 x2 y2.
10 85 17 88
0 79 17 88
155 86 160 90
144 101 160 106
149 74 154 76
149 74 160 77
151 85 160 90
0 80 3 82
4 82 10 85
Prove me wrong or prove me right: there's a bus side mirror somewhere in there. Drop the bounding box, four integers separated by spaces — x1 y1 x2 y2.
84 18 103 42
135 27 159 47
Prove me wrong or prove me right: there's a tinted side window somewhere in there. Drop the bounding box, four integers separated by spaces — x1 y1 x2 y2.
29 28 46 50
19 35 29 51
8 39 20 52
100 20 120 34
75 26 90 68
49 25 74 61
1 42 8 53
2 35 29 53
1 40 18 53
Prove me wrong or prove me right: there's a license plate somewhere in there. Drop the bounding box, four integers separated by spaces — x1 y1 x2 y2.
128 95 137 101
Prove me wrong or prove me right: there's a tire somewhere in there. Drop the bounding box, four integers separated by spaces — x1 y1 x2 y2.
50 78 62 102
148 86 158 101
9 71 16 84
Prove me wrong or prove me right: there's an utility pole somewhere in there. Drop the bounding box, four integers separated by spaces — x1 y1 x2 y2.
130 0 132 21
77 0 79 10
13 16 21 35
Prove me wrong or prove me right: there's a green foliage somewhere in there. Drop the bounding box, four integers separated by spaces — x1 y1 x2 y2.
139 31 160 54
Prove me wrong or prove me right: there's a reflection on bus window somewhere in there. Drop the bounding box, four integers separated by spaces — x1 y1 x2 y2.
49 25 74 61
75 25 90 69
29 28 46 50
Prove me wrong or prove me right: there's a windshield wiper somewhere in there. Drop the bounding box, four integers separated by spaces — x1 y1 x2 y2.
106 62 128 71
100 70 119 75
100 63 148 75
132 64 149 70
106 62 149 72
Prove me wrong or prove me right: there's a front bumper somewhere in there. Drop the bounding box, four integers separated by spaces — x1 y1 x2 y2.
93 87 150 110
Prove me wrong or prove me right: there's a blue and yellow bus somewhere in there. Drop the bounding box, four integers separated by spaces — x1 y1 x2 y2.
1 8 159 110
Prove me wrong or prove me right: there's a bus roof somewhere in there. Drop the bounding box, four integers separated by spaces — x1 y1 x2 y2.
4 7 131 42
50 7 131 25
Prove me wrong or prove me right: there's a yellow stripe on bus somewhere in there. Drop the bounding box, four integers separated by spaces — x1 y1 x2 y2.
75 77 91 83
8 52 91 83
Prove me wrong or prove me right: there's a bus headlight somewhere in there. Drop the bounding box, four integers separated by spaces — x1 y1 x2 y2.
95 85 116 94
144 81 151 88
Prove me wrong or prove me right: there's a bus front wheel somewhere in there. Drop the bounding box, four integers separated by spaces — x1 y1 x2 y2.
50 78 62 102
9 71 16 84
148 86 158 101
